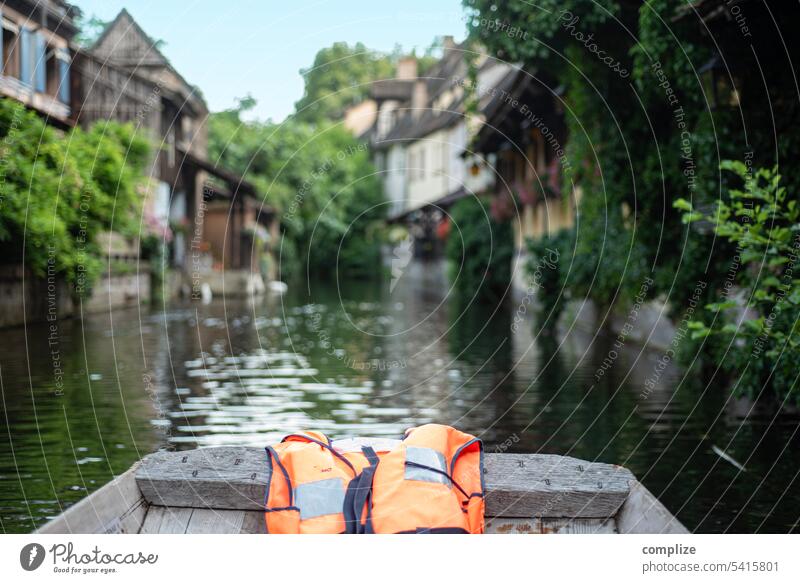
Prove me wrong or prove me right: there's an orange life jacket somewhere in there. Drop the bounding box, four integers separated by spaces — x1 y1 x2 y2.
264 424 485 534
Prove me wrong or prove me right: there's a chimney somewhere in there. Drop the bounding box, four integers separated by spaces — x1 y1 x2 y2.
442 35 457 56
411 79 428 119
396 57 418 80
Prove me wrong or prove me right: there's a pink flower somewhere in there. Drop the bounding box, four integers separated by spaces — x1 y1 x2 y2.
515 181 537 205
490 191 515 222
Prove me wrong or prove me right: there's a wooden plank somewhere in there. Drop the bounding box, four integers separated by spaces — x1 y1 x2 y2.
616 481 689 534
486 517 617 534
186 509 246 534
138 507 165 534
484 454 634 518
36 466 147 534
240 511 268 534
137 447 267 512
136 446 635 519
139 507 194 534
141 507 263 534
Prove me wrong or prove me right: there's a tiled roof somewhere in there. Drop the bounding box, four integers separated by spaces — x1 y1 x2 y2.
370 79 415 101
372 64 518 150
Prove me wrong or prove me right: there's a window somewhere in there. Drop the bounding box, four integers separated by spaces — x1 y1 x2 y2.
45 47 58 96
166 128 175 167
498 151 514 187
182 116 195 144
1 16 20 79
44 47 70 103
378 108 392 137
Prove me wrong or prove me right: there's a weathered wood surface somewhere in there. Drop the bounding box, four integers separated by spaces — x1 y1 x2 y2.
139 507 193 534
484 454 634 518
139 507 266 534
137 447 267 513
485 517 617 534
36 465 147 534
38 443 688 534
136 445 636 519
240 509 268 534
616 481 690 534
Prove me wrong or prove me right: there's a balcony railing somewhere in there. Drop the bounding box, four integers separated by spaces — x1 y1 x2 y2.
0 74 71 121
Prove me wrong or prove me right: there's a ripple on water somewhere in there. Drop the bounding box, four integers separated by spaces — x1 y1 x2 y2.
171 350 411 447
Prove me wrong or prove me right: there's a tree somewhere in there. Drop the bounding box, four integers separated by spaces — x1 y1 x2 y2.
73 14 110 47
208 97 385 278
294 42 394 125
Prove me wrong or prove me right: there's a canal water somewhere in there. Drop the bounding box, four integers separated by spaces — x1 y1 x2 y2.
1 260 798 533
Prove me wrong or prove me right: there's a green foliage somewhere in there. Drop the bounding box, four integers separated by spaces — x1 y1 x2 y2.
525 229 573 331
0 98 150 295
208 97 385 278
294 42 394 125
73 14 110 47
292 39 449 125
445 197 513 302
465 0 650 307
465 2 800 404
141 234 168 305
462 0 742 306
675 163 800 405
463 0 619 64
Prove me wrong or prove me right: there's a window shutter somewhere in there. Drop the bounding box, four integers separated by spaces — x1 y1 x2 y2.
34 32 46 92
19 28 30 85
58 56 70 103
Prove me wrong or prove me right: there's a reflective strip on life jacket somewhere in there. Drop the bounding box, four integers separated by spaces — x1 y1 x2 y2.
295 478 346 520
404 447 450 485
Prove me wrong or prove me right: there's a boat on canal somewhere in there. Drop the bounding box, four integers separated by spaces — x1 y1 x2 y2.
36 438 687 534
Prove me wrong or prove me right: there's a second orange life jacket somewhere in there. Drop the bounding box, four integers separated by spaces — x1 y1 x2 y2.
264 424 485 534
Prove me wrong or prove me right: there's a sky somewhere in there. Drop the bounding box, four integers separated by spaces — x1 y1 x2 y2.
71 0 467 122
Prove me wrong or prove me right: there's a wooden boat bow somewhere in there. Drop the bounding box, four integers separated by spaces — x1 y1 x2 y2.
37 443 688 534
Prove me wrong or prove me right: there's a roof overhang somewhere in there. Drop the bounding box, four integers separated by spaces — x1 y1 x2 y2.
389 187 469 222
176 147 274 217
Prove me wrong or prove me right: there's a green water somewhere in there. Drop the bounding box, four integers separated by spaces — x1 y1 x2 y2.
1 262 799 533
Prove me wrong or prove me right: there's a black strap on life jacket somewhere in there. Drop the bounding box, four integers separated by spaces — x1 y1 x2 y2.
404 460 471 499
343 446 379 534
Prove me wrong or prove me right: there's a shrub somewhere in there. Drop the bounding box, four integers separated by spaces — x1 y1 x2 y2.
0 99 149 295
445 196 513 302
675 161 800 405
524 228 574 331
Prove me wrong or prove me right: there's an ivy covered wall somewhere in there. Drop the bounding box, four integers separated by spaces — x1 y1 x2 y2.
463 0 800 402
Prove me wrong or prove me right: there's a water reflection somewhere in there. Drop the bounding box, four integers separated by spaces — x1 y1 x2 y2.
1 259 799 532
